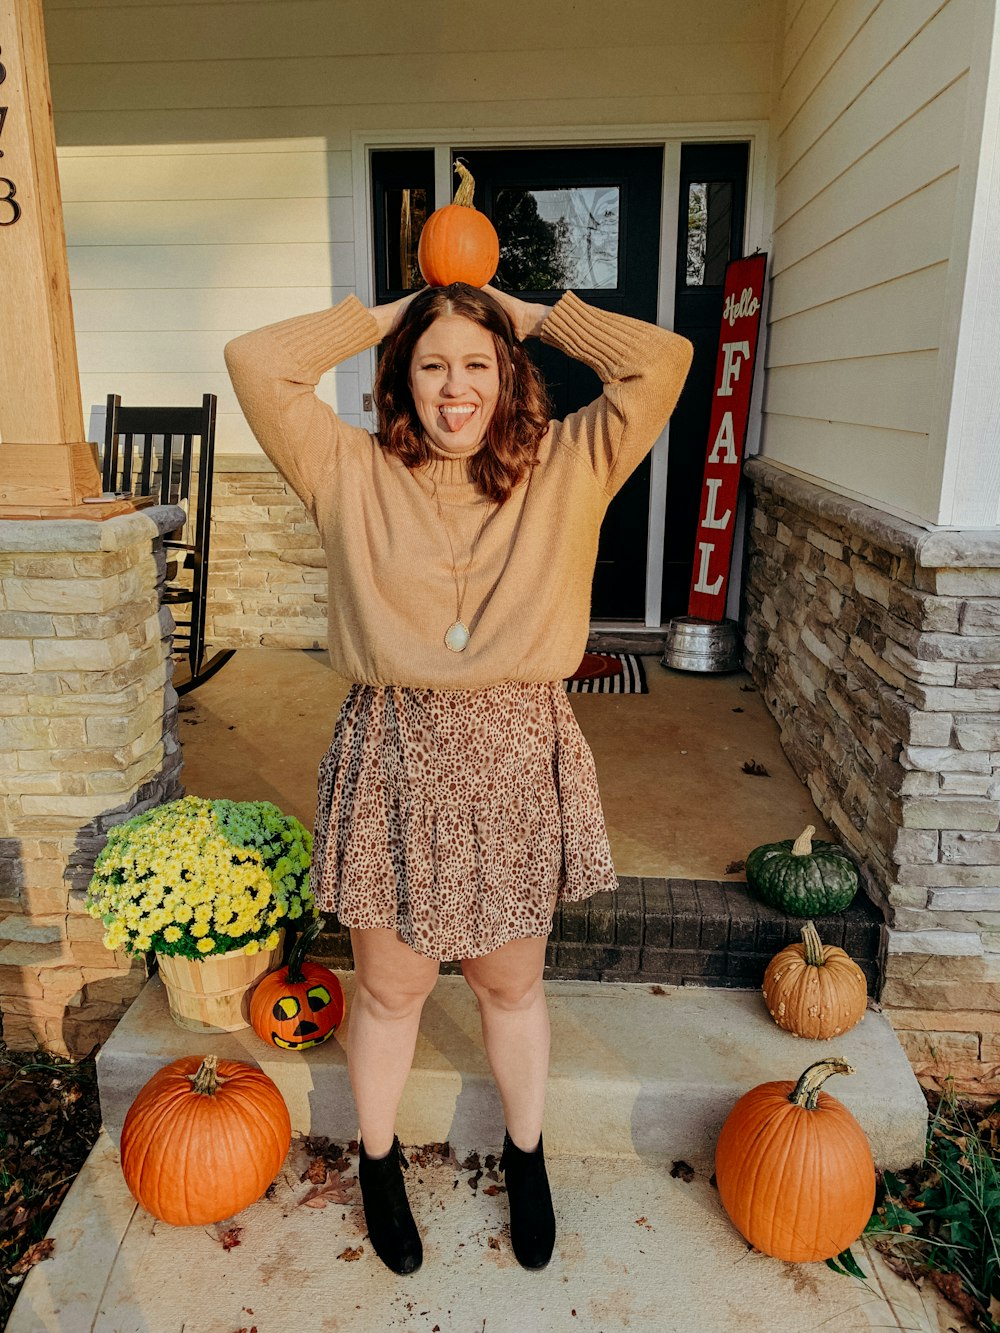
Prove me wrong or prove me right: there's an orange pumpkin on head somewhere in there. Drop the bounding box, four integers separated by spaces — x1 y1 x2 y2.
250 916 345 1050
418 160 500 288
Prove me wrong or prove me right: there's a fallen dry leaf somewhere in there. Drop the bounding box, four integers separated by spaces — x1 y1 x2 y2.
742 759 769 776
487 1236 500 1250
670 1161 695 1183
299 1171 355 1209
483 1184 506 1197
928 1269 987 1324
338 1245 364 1262
302 1158 328 1185
635 1217 653 1230
724 859 745 874
10 1239 54 1275
649 985 667 996
219 1225 244 1251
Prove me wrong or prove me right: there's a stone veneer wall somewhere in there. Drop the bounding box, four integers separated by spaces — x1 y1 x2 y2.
744 457 1000 1099
0 507 184 1058
206 457 326 649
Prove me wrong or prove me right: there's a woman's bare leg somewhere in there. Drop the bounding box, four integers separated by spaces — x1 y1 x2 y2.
347 927 440 1157
460 895 556 1150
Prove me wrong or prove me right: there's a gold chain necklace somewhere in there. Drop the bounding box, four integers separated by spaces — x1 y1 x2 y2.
430 477 494 652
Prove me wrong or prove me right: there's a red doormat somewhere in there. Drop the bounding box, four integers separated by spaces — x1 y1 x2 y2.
564 653 648 693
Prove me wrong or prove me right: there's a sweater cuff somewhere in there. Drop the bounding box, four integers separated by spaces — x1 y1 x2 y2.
270 294 381 384
539 290 654 380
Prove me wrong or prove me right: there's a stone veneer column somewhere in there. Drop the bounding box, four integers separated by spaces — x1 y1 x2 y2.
205 457 327 650
744 457 1000 1099
0 507 184 1057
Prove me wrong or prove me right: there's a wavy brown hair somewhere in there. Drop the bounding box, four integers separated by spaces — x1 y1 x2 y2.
373 283 551 504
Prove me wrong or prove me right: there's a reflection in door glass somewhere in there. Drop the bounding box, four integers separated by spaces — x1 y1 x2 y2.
384 187 429 291
493 186 620 290
686 181 734 286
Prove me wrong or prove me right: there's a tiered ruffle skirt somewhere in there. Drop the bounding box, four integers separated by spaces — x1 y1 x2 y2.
310 680 618 960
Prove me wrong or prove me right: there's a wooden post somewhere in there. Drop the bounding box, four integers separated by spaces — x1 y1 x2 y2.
0 0 116 517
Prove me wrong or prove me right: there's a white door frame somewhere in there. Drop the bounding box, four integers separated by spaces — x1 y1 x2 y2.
351 122 772 628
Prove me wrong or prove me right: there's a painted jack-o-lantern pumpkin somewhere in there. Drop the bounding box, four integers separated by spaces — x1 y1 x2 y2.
250 917 345 1050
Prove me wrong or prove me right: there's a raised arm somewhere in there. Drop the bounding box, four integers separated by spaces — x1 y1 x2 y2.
224 296 385 518
489 287 694 497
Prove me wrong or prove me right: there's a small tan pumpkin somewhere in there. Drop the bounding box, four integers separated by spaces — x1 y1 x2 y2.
762 920 867 1040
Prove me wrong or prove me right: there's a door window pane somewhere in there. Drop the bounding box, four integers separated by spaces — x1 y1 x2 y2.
384 187 429 292
686 181 734 286
493 185 620 291
371 149 434 302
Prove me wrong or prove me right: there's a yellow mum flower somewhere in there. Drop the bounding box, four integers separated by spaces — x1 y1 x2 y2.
243 939 261 955
191 922 210 938
264 931 279 951
163 925 182 943
196 937 216 953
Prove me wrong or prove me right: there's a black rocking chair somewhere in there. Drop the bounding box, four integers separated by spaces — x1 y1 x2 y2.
102 392 235 695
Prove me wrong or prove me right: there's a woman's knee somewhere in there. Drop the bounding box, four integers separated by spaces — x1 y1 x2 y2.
351 928 439 1020
354 976 434 1022
462 951 545 1012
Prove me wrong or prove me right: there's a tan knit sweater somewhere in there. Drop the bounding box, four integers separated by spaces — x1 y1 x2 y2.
224 292 693 689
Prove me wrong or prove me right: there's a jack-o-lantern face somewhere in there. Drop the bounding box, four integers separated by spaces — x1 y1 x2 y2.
269 983 338 1050
250 943 346 1052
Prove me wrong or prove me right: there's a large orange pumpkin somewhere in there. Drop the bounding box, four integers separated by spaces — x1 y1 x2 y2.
762 920 867 1040
714 1057 875 1263
120 1054 291 1226
418 160 500 287
250 916 345 1050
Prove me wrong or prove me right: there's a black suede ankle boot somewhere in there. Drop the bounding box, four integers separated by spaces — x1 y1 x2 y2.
358 1136 422 1275
499 1129 556 1269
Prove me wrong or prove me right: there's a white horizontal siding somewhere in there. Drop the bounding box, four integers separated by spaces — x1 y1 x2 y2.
760 0 977 523
45 0 775 59
762 415 930 517
71 287 356 332
45 0 778 456
58 150 353 200
766 264 948 365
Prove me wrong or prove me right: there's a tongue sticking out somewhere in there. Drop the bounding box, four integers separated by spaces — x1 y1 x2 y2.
440 407 474 433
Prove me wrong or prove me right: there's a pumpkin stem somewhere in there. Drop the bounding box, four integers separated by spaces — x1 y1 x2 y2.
791 825 816 856
453 159 477 208
789 1057 855 1110
286 914 323 985
187 1054 228 1097
801 920 826 967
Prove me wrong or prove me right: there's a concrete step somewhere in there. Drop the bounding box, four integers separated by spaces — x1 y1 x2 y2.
98 970 928 1167
97 973 927 1169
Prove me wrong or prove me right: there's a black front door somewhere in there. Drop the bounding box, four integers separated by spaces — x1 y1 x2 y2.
452 147 663 620
663 142 750 620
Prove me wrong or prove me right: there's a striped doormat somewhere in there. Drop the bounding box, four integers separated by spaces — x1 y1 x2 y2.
564 652 648 694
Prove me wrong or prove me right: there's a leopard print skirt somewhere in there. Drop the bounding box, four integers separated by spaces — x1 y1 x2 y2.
310 680 618 961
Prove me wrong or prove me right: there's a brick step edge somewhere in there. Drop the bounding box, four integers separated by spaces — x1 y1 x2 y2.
312 877 885 992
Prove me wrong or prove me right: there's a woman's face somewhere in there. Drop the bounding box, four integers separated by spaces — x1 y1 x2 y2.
408 315 501 456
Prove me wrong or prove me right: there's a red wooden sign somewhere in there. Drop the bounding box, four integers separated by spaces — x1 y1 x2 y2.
687 253 767 621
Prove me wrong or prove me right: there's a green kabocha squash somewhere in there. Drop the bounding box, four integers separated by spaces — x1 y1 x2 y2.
745 825 858 918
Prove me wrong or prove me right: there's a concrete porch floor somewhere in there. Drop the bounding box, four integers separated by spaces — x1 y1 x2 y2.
10 1127 970 1333
177 649 831 878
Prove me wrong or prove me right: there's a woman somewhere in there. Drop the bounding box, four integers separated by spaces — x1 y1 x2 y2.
225 280 693 1276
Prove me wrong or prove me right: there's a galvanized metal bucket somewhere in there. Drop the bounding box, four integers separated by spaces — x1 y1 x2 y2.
660 616 743 673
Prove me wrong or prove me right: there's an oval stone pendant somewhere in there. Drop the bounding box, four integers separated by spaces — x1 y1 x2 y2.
445 621 470 652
